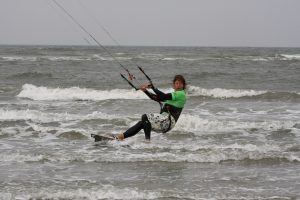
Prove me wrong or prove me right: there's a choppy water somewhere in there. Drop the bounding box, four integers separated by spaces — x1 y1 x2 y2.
0 45 299 200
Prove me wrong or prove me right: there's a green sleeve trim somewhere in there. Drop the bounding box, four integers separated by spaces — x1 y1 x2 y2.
171 92 175 100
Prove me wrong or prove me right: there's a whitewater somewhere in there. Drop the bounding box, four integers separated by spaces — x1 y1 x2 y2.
0 45 299 200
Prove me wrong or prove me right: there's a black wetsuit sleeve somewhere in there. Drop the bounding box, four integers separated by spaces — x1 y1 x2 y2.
144 90 160 102
152 88 172 101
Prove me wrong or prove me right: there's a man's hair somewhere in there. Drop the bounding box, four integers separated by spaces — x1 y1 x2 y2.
173 75 186 89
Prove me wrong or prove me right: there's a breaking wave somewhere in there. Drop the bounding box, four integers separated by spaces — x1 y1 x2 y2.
1 142 299 164
17 84 300 101
17 84 146 101
187 85 267 98
187 85 300 99
175 114 297 133
279 54 300 60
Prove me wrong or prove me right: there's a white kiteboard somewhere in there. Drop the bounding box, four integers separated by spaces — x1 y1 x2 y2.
91 133 116 142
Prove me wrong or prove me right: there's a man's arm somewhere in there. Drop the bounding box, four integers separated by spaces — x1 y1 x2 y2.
144 90 160 102
152 88 172 101
139 83 172 102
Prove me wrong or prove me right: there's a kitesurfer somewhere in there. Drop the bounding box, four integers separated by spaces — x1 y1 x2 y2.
115 75 187 140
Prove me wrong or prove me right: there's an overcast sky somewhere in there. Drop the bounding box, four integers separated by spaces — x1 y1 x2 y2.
1 0 300 47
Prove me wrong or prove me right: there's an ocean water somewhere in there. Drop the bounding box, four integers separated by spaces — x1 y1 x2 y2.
0 45 299 200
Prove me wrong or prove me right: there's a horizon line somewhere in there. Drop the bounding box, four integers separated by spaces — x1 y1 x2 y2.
0 43 299 49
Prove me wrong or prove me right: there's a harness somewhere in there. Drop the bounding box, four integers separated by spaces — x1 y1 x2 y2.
163 112 173 133
161 105 182 133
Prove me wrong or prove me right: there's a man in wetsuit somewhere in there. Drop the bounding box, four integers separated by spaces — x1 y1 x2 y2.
116 75 186 140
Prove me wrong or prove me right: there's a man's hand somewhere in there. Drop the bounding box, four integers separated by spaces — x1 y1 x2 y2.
138 83 151 91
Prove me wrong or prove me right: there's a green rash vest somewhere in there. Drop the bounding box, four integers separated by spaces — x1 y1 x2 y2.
164 90 186 108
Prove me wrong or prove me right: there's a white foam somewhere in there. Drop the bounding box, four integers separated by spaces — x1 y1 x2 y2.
280 54 300 60
127 139 281 154
174 114 296 133
251 57 270 61
0 193 12 200
11 186 204 200
2 136 299 164
85 144 300 163
46 56 89 61
0 108 124 125
187 85 267 98
0 107 295 137
1 56 37 61
0 152 44 162
161 57 197 61
17 84 268 101
0 108 75 123
17 84 147 101
91 54 113 61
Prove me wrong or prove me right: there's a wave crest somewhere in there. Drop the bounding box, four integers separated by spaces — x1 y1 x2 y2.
187 86 300 99
187 86 267 98
17 84 146 101
17 84 300 101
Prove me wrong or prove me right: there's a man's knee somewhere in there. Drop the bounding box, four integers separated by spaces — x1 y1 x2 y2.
141 114 148 123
